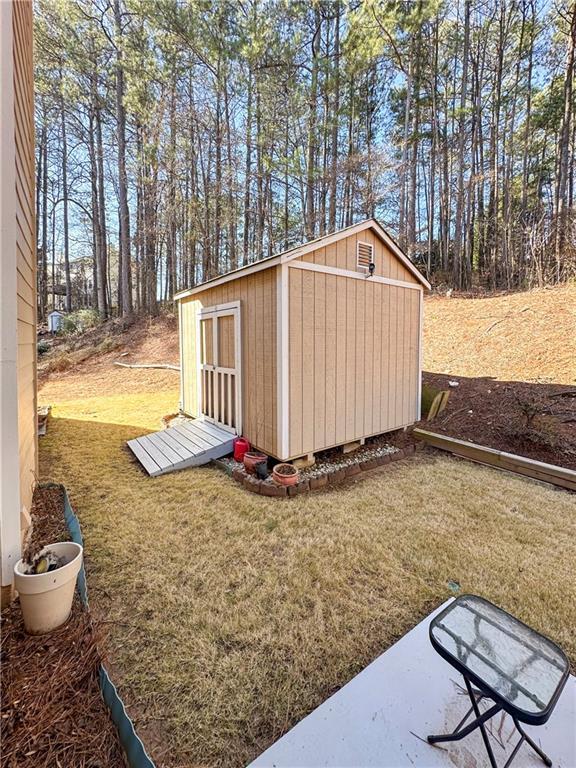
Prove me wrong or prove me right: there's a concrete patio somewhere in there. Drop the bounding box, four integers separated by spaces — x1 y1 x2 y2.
251 600 575 768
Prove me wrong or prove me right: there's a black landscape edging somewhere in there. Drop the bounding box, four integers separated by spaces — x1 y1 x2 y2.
43 483 157 768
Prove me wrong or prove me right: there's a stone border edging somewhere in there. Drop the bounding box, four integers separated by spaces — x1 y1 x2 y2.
213 444 416 497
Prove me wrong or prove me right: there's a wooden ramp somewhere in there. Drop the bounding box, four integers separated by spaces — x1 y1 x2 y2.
127 419 235 477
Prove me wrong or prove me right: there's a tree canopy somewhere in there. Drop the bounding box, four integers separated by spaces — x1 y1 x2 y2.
35 0 576 318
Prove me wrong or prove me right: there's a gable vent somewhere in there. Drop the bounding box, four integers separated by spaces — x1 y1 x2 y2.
357 241 374 271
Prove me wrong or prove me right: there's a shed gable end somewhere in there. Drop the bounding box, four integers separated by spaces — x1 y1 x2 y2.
298 229 420 284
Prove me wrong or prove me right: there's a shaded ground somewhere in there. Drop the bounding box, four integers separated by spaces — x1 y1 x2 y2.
423 373 576 470
0 486 125 768
38 374 576 768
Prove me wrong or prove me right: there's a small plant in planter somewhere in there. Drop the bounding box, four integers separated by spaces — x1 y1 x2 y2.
272 463 299 486
14 542 83 635
243 451 268 474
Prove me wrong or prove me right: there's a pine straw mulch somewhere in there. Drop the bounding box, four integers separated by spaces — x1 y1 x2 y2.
0 486 126 768
423 372 576 470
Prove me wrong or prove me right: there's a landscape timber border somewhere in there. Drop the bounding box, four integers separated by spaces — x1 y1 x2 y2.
413 429 576 492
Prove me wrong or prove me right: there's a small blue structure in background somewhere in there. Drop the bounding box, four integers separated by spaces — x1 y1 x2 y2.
48 310 64 334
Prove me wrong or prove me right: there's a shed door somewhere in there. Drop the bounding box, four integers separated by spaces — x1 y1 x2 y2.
198 303 241 434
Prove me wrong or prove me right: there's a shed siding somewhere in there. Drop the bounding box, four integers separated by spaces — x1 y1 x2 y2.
288 267 421 458
180 268 279 457
301 230 419 284
14 0 37 519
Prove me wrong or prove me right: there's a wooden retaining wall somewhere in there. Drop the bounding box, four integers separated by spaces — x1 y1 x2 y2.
413 429 576 492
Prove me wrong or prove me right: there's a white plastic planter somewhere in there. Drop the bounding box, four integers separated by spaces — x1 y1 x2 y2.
14 542 83 635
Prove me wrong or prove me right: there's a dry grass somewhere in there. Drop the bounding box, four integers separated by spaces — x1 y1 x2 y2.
424 282 576 383
38 368 576 768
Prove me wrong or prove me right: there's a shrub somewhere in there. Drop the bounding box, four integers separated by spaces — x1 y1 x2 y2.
43 352 74 373
505 396 560 452
37 340 50 355
60 309 101 336
421 383 438 418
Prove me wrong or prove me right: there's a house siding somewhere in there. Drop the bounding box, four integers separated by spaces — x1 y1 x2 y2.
14 0 37 522
1 0 36 598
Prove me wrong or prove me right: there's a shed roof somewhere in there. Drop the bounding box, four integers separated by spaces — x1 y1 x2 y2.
175 218 431 301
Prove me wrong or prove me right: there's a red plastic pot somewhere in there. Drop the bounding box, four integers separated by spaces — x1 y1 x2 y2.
243 451 268 474
234 437 250 462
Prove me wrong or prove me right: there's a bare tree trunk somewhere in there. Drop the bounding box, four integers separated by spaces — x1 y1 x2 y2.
486 5 505 288
224 79 237 270
51 203 57 311
305 11 321 239
284 110 290 249
88 108 107 317
38 109 48 320
452 0 470 289
328 3 340 233
214 55 222 276
554 1 576 281
408 47 421 258
59 93 72 312
399 56 412 249
426 17 438 275
255 84 264 256
114 0 133 316
166 80 177 300
95 97 108 315
243 69 253 265
342 78 355 229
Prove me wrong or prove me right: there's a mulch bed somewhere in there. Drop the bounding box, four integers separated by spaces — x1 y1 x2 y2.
0 486 126 768
422 372 576 470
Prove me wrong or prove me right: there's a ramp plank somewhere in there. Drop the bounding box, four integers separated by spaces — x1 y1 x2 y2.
177 423 217 449
127 438 161 476
127 419 235 477
192 420 233 442
146 432 184 465
169 425 210 453
153 429 193 459
138 435 176 470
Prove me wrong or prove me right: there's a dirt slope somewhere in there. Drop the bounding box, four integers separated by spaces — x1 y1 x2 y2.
40 284 575 393
39 314 180 400
424 283 575 384
422 284 575 469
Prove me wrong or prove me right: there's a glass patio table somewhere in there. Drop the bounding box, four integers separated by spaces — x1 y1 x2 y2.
427 595 569 768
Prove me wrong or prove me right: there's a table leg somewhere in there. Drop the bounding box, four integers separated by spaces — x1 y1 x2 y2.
464 676 499 768
427 702 501 745
427 678 554 768
513 718 552 767
451 689 487 735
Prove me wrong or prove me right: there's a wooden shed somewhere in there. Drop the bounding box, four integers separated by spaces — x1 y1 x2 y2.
175 219 430 464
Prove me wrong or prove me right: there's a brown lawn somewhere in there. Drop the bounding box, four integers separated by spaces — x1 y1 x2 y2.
36 285 576 767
